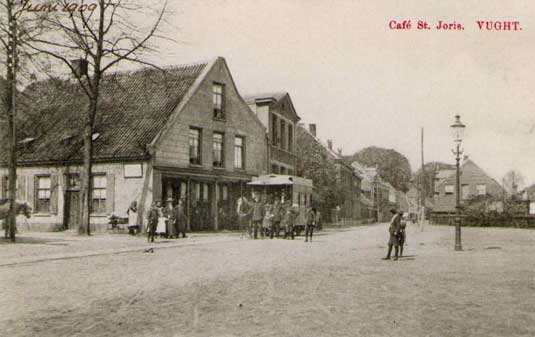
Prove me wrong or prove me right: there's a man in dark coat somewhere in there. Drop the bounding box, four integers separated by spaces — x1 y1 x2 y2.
250 194 264 239
146 202 159 243
304 207 316 242
171 198 187 238
270 199 282 239
383 209 402 260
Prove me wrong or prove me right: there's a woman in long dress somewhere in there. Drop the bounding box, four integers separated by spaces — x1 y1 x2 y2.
155 201 167 236
127 201 138 235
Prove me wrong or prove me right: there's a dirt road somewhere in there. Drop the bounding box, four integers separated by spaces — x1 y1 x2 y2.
2 223 535 337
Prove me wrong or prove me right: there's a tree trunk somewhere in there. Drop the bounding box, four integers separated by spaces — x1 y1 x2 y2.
78 86 99 235
78 121 93 235
6 0 17 242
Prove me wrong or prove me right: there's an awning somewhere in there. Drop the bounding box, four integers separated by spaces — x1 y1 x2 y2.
247 174 313 188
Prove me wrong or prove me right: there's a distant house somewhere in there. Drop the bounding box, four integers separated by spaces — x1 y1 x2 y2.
521 184 535 215
245 92 300 175
432 159 504 213
351 161 396 222
0 57 268 231
295 124 361 221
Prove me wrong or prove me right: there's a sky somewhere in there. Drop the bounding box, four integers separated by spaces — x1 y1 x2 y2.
137 0 535 185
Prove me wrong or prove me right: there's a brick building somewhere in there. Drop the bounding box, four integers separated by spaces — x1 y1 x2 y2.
296 124 361 222
0 57 268 231
245 92 300 175
432 159 504 214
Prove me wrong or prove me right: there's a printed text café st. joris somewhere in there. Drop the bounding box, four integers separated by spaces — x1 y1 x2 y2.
389 19 522 31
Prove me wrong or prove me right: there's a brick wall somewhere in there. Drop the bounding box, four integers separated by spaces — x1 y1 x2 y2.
155 58 268 176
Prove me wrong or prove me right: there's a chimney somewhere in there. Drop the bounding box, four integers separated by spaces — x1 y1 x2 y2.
309 123 317 137
71 58 88 78
327 139 333 150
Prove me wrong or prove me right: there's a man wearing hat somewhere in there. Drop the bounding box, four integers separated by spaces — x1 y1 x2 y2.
383 208 402 260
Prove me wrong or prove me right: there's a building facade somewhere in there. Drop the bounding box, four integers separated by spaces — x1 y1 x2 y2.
296 124 361 222
245 92 300 175
0 57 268 231
432 159 504 214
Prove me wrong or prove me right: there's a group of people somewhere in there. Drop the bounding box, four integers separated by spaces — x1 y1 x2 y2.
383 208 407 260
145 199 188 243
237 193 320 242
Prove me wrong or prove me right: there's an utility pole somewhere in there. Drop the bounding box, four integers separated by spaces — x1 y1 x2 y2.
419 127 425 231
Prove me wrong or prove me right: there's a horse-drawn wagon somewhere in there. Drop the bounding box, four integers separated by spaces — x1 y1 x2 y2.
247 174 313 236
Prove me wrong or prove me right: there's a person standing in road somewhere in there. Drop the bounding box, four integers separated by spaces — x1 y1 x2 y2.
304 207 316 242
171 198 187 239
250 194 264 239
270 198 282 239
127 201 138 235
282 201 297 240
383 209 402 260
146 202 159 243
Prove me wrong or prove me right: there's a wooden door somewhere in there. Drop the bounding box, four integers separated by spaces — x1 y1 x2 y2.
65 191 80 229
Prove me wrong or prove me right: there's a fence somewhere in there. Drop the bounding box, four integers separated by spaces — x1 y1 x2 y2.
430 213 535 229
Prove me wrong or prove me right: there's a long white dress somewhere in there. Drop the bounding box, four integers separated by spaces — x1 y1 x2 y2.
156 208 167 234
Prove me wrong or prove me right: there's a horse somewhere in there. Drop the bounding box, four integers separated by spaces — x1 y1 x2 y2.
0 200 32 238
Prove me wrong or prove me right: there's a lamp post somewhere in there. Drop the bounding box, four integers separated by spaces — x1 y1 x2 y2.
450 115 466 251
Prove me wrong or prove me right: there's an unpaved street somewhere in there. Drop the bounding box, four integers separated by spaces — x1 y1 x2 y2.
2 224 535 337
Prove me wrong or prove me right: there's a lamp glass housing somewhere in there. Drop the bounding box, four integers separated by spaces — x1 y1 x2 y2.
450 115 465 143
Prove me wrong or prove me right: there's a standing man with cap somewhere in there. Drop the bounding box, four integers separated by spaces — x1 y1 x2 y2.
383 209 402 260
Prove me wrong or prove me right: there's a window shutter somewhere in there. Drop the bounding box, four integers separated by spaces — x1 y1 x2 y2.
0 175 6 199
31 176 38 213
50 175 58 214
17 175 26 201
106 173 115 215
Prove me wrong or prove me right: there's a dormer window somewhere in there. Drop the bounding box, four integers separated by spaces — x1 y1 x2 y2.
213 82 225 120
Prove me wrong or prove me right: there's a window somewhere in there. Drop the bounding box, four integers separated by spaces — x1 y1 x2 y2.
445 185 454 195
288 124 293 152
203 183 209 201
2 177 18 198
189 127 202 165
280 120 286 150
213 132 224 167
476 184 486 196
271 164 278 174
530 202 535 215
271 114 278 145
91 175 107 214
36 176 51 213
213 83 225 119
222 185 228 201
66 174 80 190
234 136 245 169
462 184 470 200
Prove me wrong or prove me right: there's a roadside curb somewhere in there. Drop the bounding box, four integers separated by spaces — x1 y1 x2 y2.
0 236 244 268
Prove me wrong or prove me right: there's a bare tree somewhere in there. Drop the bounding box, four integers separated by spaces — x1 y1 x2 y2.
25 0 169 235
502 170 525 197
0 0 46 241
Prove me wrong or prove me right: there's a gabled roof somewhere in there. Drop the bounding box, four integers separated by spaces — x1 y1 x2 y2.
243 92 287 104
0 61 209 164
244 91 301 122
435 169 455 180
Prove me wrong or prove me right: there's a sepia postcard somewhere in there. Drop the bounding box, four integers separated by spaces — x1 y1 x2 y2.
1 1 534 336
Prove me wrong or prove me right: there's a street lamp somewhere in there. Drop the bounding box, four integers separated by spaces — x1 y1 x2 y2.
450 115 466 251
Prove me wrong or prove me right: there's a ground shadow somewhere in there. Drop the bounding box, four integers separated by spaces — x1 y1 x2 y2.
0 237 69 245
